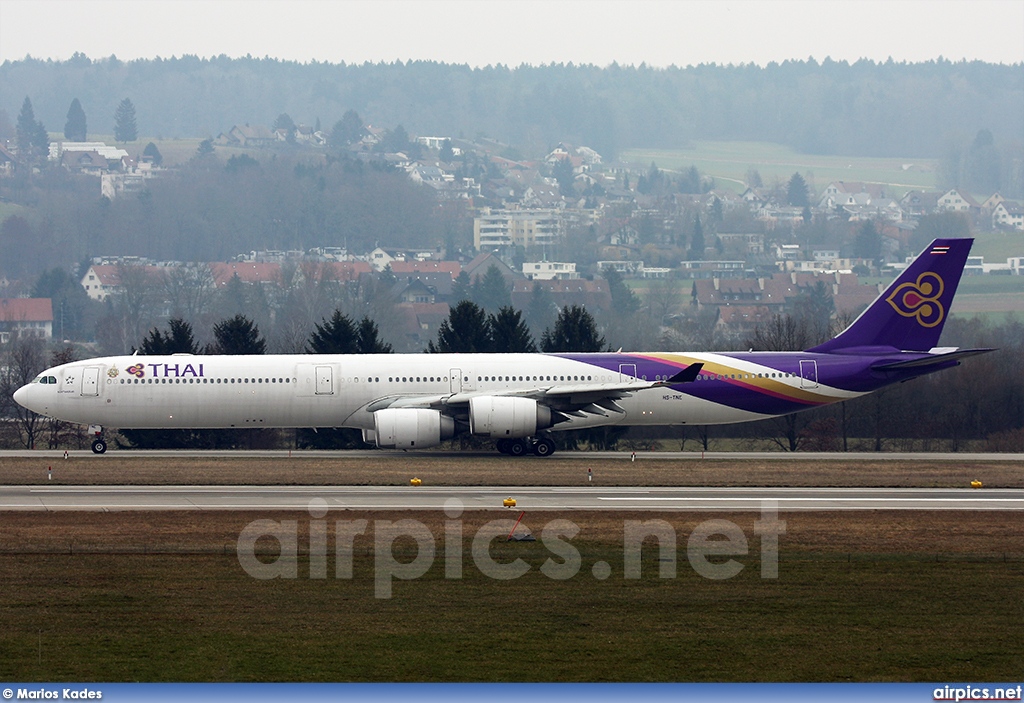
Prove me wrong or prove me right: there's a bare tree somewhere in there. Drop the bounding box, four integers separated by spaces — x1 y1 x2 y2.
115 263 163 352
165 263 216 323
747 313 816 352
0 337 46 448
645 277 684 324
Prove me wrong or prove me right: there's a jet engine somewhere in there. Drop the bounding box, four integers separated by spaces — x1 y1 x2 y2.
469 396 553 438
373 408 455 449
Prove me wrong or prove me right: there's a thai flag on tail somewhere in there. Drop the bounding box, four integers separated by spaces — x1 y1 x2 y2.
930 245 950 255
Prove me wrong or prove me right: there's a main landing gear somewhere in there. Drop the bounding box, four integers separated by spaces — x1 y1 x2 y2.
89 425 107 454
496 436 556 457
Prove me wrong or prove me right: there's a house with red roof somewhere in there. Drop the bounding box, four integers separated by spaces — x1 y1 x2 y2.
0 298 53 343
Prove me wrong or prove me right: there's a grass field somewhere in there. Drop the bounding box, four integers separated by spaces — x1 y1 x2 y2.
1 510 1023 682
2 454 1021 488
81 134 204 166
619 141 940 197
969 232 1024 262
2 455 1023 681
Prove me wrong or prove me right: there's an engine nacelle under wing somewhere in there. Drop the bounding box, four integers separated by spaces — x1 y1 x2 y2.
469 396 553 438
373 408 455 449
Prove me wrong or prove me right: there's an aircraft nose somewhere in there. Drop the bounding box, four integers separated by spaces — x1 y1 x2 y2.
13 383 35 411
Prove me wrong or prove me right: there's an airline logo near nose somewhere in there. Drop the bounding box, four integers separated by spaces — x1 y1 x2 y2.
122 363 206 379
886 272 945 328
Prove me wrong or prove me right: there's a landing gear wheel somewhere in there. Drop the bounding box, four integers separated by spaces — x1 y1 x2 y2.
508 439 528 457
532 438 556 457
91 439 107 454
496 439 512 454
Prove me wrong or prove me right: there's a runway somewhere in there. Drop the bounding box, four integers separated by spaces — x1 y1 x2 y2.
2 485 1023 511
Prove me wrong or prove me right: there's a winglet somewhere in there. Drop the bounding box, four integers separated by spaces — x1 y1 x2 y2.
661 363 703 385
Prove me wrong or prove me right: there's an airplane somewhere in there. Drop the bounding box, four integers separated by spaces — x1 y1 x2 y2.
14 238 993 457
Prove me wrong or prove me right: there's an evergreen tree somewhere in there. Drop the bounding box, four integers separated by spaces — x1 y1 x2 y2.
489 306 536 353
380 124 411 153
524 282 557 340
113 98 137 142
440 139 454 161
195 138 215 157
603 266 641 316
330 109 365 146
273 112 296 143
854 220 882 264
306 310 357 354
355 316 393 353
964 128 1001 194
30 267 90 341
14 98 34 154
16 96 48 159
451 270 472 302
710 196 724 224
142 141 163 165
210 315 266 355
64 98 87 141
687 214 705 261
541 305 606 352
787 172 810 207
552 157 575 196
475 264 512 312
139 318 200 355
428 300 492 353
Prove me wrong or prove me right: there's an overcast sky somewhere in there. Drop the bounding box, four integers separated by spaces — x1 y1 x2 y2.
1 0 1022 67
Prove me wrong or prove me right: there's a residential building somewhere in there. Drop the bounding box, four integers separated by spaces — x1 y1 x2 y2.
474 207 563 250
993 201 1024 231
523 262 579 280
937 189 981 214
0 298 53 342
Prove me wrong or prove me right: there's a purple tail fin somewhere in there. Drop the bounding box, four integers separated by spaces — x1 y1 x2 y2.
809 238 972 353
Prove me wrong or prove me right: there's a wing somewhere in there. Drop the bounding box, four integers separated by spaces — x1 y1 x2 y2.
363 363 704 423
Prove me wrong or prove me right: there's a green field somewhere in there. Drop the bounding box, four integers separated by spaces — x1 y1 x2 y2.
620 141 940 197
970 232 1024 262
79 134 204 167
2 530 1022 681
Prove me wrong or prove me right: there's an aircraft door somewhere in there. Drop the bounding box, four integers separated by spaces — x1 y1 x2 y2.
619 364 637 382
315 365 334 395
799 360 818 389
81 366 100 396
449 368 462 394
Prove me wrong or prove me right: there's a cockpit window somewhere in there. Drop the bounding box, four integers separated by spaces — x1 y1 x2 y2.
33 376 57 384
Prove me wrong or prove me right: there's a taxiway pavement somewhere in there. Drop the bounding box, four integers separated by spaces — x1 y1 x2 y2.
1 485 1022 511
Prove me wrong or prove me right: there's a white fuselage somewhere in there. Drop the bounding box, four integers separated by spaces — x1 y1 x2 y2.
15 352 861 434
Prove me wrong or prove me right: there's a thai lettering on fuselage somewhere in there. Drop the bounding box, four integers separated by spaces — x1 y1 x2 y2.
147 363 205 378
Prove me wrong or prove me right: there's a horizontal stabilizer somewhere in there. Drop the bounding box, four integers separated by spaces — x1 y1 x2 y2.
871 348 996 371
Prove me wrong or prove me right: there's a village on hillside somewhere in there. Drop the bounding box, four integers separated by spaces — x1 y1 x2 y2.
1 117 1023 352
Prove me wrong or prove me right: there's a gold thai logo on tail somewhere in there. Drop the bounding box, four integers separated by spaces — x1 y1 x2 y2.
885 272 944 328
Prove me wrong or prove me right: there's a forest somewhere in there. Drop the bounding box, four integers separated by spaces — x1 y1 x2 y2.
1 55 1021 159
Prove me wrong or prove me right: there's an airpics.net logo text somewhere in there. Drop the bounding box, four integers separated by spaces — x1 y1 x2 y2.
235 498 785 598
